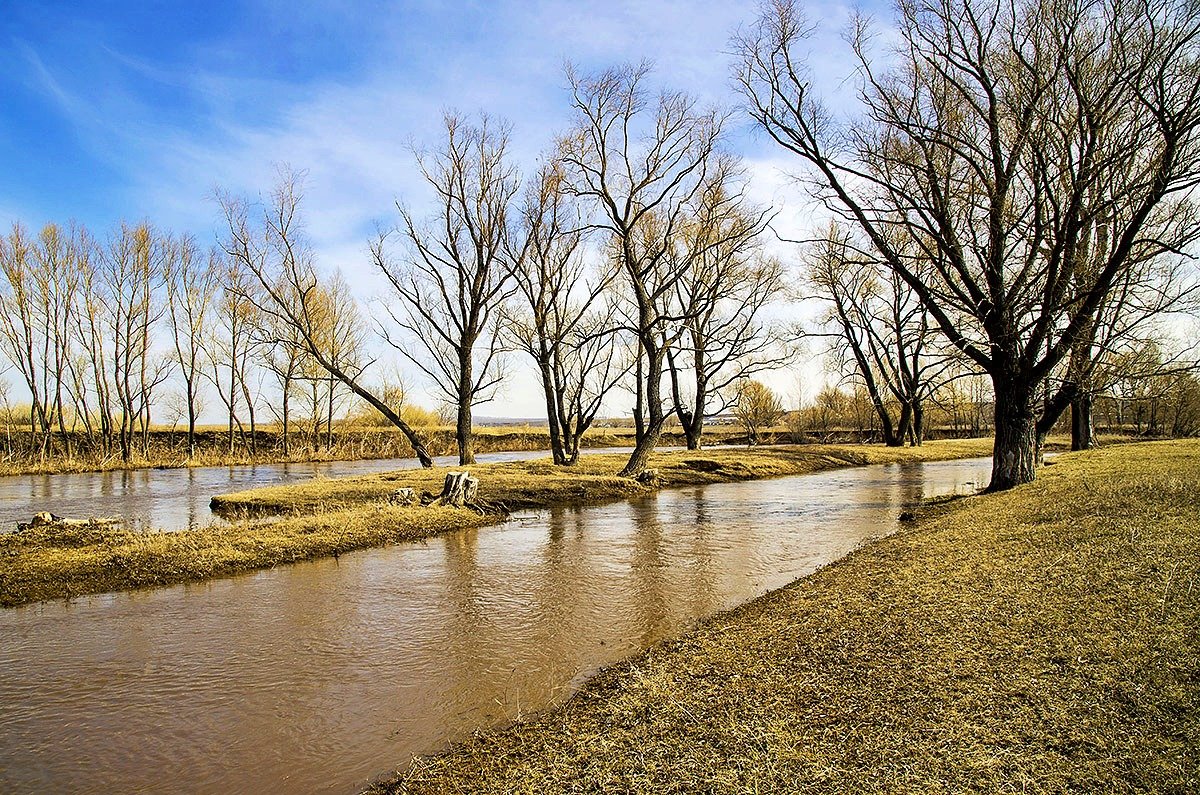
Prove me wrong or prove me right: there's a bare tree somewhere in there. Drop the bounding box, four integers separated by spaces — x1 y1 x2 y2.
0 223 83 457
559 63 725 476
665 160 785 449
738 0 1200 489
809 224 956 446
1036 235 1200 450
102 223 171 461
218 170 435 467
165 234 217 458
70 228 115 454
507 160 629 464
374 113 520 465
202 253 260 455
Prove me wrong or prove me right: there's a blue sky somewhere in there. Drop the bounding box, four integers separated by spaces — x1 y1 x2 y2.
0 0 864 413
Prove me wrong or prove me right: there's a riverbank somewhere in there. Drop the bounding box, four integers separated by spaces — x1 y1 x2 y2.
372 439 1200 794
0 440 994 608
210 439 994 518
0 425 663 477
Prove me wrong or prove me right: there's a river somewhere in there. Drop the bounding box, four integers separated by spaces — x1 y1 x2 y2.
0 456 990 794
0 449 599 532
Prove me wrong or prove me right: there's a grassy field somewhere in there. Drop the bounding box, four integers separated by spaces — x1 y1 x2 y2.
1 440 995 608
372 439 1200 794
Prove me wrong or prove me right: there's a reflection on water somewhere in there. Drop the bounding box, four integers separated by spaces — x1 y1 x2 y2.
0 457 990 795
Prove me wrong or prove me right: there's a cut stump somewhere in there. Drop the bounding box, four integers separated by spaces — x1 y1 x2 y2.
427 471 479 508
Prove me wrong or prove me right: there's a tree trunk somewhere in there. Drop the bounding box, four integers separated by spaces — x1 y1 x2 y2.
538 357 566 465
1071 392 1094 451
457 399 475 465
892 402 911 448
620 338 666 477
989 380 1038 491
281 382 291 457
621 419 663 476
186 385 197 459
911 400 924 446
682 382 705 450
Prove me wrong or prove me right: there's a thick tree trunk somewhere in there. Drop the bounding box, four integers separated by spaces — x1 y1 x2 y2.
620 339 666 477
456 399 475 465
1071 392 1094 451
538 357 566 465
892 402 911 448
621 420 664 476
989 380 1039 491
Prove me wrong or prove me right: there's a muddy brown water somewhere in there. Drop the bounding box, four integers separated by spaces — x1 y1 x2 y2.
0 457 991 794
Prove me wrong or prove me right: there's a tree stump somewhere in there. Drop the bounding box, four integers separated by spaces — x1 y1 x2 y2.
635 468 660 485
429 471 479 508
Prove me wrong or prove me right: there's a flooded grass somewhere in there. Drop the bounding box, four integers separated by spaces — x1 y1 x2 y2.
0 440 994 608
372 439 1200 794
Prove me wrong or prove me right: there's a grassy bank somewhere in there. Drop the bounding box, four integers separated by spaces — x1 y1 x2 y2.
371 439 1200 794
1 440 993 608
0 504 497 608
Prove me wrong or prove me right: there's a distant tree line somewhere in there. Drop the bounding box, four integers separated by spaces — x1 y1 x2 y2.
0 220 380 465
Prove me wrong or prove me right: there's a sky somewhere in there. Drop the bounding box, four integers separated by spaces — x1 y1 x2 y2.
0 0 871 417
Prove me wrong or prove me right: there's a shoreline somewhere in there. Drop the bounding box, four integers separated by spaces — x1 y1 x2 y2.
0 427 658 478
369 439 1200 794
1 439 996 609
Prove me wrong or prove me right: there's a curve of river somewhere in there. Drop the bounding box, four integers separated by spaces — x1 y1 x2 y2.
0 456 991 794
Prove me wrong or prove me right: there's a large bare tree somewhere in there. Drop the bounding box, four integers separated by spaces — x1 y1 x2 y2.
738 0 1200 489
665 159 785 449
508 160 628 464
559 63 725 476
374 113 520 465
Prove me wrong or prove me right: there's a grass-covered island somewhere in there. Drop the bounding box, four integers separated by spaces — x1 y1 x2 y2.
372 440 1200 794
0 440 995 608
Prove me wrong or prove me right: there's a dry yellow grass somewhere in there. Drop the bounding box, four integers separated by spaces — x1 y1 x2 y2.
372 439 1200 794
